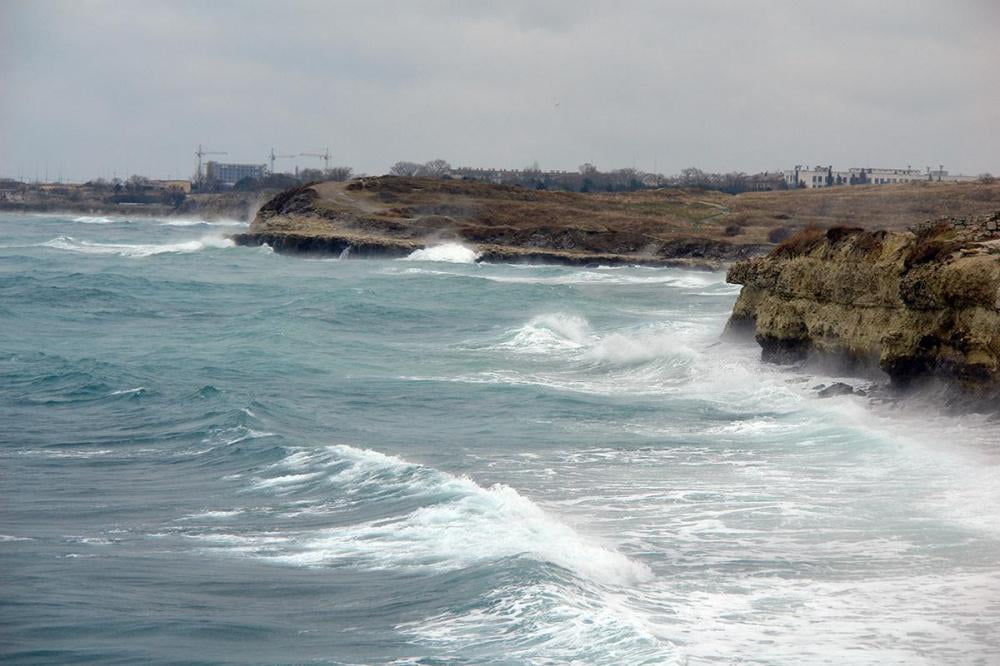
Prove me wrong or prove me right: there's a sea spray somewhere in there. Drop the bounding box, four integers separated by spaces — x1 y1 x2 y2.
227 444 654 586
405 242 481 263
40 235 235 257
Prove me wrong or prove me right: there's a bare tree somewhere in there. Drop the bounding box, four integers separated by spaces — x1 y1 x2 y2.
677 167 709 187
325 166 354 181
422 159 452 178
298 168 325 182
126 174 149 191
389 161 423 177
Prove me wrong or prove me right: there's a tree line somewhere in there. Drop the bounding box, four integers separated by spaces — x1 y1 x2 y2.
388 159 785 194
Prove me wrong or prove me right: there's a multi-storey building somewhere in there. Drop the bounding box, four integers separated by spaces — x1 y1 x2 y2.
781 165 972 189
205 161 267 187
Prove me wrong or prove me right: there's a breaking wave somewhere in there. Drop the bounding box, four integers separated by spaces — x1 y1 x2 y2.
499 312 699 366
41 235 235 257
200 444 652 587
405 243 481 263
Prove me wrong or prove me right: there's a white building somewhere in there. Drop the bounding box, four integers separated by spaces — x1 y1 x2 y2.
849 167 925 186
783 165 975 189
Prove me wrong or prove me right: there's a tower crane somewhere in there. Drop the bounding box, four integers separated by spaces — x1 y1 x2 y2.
269 148 296 175
300 148 331 171
195 144 227 183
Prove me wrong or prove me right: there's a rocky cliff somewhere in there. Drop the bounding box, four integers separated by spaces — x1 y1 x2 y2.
726 214 1000 400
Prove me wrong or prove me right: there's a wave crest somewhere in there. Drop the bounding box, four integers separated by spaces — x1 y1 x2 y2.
210 444 652 586
41 235 235 257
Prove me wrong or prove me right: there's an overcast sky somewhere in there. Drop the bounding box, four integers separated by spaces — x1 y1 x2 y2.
1 0 997 182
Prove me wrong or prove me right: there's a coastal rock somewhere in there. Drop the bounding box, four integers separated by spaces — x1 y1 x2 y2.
817 382 857 398
726 220 1000 400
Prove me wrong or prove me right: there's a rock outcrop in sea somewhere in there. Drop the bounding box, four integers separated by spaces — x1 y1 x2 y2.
726 213 1000 401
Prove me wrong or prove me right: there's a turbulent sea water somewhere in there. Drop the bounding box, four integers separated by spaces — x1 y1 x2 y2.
2 212 1000 665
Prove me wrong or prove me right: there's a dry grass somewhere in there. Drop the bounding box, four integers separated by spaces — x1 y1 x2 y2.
253 177 1000 259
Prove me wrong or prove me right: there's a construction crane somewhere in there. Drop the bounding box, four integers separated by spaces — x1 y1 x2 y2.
269 148 296 175
195 144 227 183
300 148 331 171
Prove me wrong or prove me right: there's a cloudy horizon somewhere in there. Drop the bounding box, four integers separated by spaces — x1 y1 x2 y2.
1 0 998 182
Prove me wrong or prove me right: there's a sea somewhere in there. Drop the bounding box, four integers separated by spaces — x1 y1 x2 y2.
2 212 999 665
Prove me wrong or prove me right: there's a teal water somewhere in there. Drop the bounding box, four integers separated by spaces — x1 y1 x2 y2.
2 212 999 665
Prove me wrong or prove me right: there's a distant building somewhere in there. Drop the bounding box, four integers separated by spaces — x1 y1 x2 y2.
783 165 978 189
149 179 192 193
848 167 926 186
926 169 978 183
0 187 24 202
744 172 786 192
205 161 266 187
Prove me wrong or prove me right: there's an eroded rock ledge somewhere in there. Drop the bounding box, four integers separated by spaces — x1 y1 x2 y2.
725 215 1000 400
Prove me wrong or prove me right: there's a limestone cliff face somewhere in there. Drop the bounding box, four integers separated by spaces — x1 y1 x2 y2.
726 217 1000 397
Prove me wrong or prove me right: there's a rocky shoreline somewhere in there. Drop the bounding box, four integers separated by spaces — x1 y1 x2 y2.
231 177 1000 269
227 176 796 267
229 230 749 268
725 214 1000 406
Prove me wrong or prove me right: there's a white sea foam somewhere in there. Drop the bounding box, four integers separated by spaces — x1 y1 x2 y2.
182 509 245 520
404 243 480 263
494 314 700 388
407 268 726 287
16 448 115 459
158 218 247 227
251 472 325 489
41 235 235 257
500 313 592 353
584 329 697 366
109 386 146 396
72 215 116 224
399 578 675 664
215 445 652 587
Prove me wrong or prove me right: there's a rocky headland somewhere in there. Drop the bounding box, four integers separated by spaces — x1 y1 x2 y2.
231 176 767 267
726 213 1000 403
231 177 1000 267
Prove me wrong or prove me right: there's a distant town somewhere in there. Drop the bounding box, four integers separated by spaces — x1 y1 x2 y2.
1 144 994 209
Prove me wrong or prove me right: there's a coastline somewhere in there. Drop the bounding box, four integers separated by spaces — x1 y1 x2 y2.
725 217 1000 408
229 229 740 269
227 177 1000 270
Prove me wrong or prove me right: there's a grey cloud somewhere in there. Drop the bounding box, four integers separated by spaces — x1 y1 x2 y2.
1 0 996 182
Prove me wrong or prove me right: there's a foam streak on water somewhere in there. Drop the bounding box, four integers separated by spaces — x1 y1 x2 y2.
1 211 999 665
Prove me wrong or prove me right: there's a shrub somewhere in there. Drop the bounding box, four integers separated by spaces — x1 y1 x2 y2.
767 226 795 243
771 226 826 258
